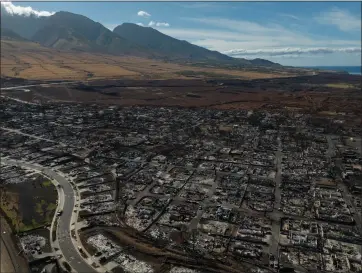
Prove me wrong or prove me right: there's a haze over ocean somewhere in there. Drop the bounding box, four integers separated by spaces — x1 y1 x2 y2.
302 66 362 75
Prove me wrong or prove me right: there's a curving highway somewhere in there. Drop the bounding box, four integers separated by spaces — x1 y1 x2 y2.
2 158 97 273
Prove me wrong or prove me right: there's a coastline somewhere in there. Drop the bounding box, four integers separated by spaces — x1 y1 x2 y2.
300 66 361 75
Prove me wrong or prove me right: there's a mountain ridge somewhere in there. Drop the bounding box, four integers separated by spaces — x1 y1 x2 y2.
30 11 156 57
1 27 28 41
1 10 281 67
113 23 239 63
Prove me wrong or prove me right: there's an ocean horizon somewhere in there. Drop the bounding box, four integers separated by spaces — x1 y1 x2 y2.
301 66 361 75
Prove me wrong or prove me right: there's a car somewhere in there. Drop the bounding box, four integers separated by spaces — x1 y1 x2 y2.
57 210 63 216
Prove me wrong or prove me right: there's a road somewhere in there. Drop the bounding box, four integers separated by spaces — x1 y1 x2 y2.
326 135 336 158
1 127 58 144
2 158 97 273
1 81 78 106
0 81 78 91
268 136 283 258
0 95 39 105
1 216 30 273
1 235 15 273
326 135 362 236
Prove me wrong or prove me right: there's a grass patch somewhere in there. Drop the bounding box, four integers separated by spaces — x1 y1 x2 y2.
36 199 56 223
42 180 53 187
47 202 57 211
325 83 355 89
0 203 43 232
0 191 22 231
176 70 238 79
318 111 339 116
1 205 20 228
35 199 46 215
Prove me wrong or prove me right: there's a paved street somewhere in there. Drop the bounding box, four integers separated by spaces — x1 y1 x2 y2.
2 158 97 273
1 217 29 273
0 81 78 91
326 135 362 235
269 137 283 257
1 127 57 143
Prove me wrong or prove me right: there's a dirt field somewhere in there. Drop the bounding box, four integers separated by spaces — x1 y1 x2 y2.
1 39 298 81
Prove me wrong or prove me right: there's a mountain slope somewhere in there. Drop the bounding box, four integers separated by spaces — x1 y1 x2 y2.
1 9 280 67
1 28 28 41
1 37 293 81
0 9 46 39
113 23 239 63
32 24 95 51
31 11 155 56
249 58 281 67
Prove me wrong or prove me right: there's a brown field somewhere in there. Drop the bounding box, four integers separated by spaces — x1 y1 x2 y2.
3 74 361 114
1 39 297 81
2 39 360 114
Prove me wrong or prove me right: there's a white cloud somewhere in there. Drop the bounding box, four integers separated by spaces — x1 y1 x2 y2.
1 1 54 17
148 21 170 27
278 13 300 20
160 28 359 51
223 47 362 57
173 13 360 66
315 7 361 32
185 17 286 34
137 10 151 17
175 16 361 52
158 20 361 66
136 23 144 26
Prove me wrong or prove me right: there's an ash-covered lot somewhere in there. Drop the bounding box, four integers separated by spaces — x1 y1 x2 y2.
1 95 362 273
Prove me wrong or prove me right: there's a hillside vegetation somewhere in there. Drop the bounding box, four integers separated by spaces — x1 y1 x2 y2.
1 39 295 81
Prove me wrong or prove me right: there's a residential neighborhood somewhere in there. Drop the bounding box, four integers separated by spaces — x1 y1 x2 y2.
1 97 361 273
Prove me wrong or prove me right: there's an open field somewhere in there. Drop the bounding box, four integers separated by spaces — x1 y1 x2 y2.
325 83 356 89
0 173 57 232
3 73 361 114
1 40 300 81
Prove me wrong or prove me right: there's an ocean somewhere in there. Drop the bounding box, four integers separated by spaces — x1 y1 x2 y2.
301 66 361 75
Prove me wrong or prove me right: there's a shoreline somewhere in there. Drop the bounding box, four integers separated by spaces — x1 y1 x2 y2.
299 66 361 75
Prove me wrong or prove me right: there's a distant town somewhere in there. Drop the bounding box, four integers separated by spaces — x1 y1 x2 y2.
1 96 361 273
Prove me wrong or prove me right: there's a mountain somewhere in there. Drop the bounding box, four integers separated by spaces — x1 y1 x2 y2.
1 27 27 41
0 8 45 39
1 10 280 67
113 23 236 63
31 12 153 56
249 58 281 67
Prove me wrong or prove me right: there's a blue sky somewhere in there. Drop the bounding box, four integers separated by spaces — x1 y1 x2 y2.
3 1 362 66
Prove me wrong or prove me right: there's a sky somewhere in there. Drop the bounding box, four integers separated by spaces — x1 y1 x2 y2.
2 1 362 66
